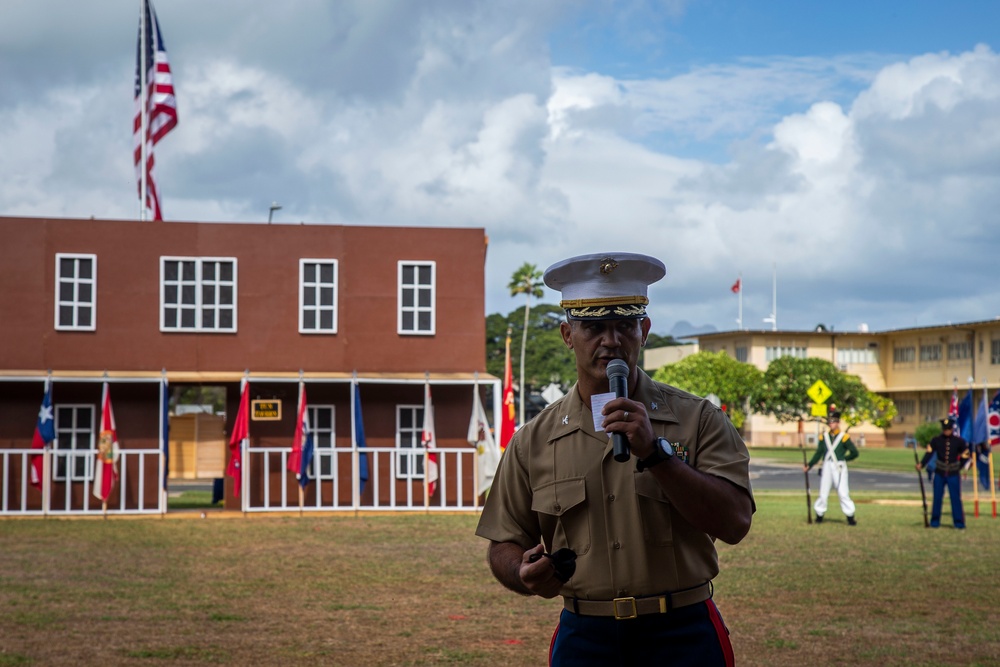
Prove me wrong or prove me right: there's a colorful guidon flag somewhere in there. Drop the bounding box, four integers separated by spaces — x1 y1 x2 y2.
288 382 315 489
468 385 500 494
354 383 369 496
988 391 1000 447
226 379 250 497
500 332 515 451
422 383 439 496
30 379 55 489
93 382 120 503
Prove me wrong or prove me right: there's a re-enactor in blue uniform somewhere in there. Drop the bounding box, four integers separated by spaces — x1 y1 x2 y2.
476 253 755 666
917 417 970 529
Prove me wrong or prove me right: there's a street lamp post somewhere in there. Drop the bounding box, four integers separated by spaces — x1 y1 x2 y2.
268 202 282 223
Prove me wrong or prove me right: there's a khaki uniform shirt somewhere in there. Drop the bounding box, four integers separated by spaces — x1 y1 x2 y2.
476 370 753 601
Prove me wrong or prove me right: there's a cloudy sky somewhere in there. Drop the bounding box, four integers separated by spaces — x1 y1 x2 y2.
3 0 999 337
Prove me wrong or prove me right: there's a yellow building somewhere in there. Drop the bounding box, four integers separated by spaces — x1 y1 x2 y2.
652 319 1000 448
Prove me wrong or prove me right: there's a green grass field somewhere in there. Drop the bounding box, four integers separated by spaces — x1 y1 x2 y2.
2 489 999 666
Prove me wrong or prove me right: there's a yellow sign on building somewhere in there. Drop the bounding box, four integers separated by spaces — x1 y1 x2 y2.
251 400 282 421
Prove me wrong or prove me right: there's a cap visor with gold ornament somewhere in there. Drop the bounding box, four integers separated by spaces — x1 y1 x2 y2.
543 252 666 321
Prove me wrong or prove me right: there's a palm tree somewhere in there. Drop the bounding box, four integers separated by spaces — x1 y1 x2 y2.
508 262 545 426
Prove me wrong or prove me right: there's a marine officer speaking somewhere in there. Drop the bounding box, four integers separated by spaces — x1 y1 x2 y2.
476 252 755 666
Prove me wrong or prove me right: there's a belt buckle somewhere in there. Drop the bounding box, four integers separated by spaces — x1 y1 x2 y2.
612 597 637 620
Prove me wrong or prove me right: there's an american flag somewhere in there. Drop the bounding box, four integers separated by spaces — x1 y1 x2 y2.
948 388 959 421
133 0 178 221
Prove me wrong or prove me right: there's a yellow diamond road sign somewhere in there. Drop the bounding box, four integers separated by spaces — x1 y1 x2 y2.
807 380 832 405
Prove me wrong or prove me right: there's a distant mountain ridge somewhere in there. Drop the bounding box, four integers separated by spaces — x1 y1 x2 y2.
669 320 718 339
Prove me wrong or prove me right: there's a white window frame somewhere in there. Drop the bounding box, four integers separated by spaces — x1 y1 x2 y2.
397 260 436 335
764 345 807 362
299 259 338 334
55 253 97 331
308 405 336 479
54 404 95 482
395 404 426 480
160 256 238 333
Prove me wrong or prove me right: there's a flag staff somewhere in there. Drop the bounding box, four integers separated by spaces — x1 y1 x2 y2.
762 263 777 331
971 376 979 518
138 0 148 221
733 273 743 330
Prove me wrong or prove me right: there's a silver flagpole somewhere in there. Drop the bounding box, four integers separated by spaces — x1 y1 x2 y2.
139 0 148 221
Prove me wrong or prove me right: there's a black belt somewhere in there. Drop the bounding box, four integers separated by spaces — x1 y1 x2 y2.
564 582 713 620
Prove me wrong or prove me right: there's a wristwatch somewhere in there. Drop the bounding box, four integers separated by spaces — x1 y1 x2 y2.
636 437 675 472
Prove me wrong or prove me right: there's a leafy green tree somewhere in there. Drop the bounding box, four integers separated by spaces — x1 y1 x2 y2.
486 304 576 393
652 351 762 430
754 356 896 429
914 421 941 447
508 263 545 425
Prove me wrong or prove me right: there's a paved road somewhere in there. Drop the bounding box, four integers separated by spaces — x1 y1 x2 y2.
750 461 983 495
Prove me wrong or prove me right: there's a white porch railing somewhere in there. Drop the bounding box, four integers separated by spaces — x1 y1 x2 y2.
243 445 486 512
0 448 165 516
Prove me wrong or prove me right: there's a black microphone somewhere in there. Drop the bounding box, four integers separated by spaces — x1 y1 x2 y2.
605 359 630 462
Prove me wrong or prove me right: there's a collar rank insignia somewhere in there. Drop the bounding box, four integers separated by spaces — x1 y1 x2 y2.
562 415 569 425
650 401 658 411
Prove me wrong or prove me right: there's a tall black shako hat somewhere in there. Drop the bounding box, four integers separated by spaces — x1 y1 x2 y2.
543 252 666 321
827 405 841 423
941 417 956 430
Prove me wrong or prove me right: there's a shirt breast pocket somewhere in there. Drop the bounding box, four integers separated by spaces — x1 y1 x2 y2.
634 472 673 546
531 477 590 557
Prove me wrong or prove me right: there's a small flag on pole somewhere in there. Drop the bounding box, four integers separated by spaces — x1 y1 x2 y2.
468 385 499 494
730 278 741 293
30 379 55 489
354 383 370 496
289 382 315 489
422 383 439 497
226 379 249 497
500 332 515 451
93 382 120 503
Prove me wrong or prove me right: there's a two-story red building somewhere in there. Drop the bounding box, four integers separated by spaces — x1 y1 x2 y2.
0 216 499 516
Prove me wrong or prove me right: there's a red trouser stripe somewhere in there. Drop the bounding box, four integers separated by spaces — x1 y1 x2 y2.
705 600 735 667
548 621 560 666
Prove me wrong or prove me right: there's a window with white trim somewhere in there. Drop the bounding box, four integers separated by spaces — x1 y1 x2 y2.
299 260 338 333
919 344 941 363
160 257 237 332
398 261 435 335
55 253 97 331
396 404 427 479
308 405 336 478
54 404 95 482
948 341 971 360
919 398 943 421
836 347 879 365
735 346 748 363
764 345 807 362
893 346 915 364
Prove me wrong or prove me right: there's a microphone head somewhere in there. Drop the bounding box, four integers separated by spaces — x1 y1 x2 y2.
605 358 629 380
